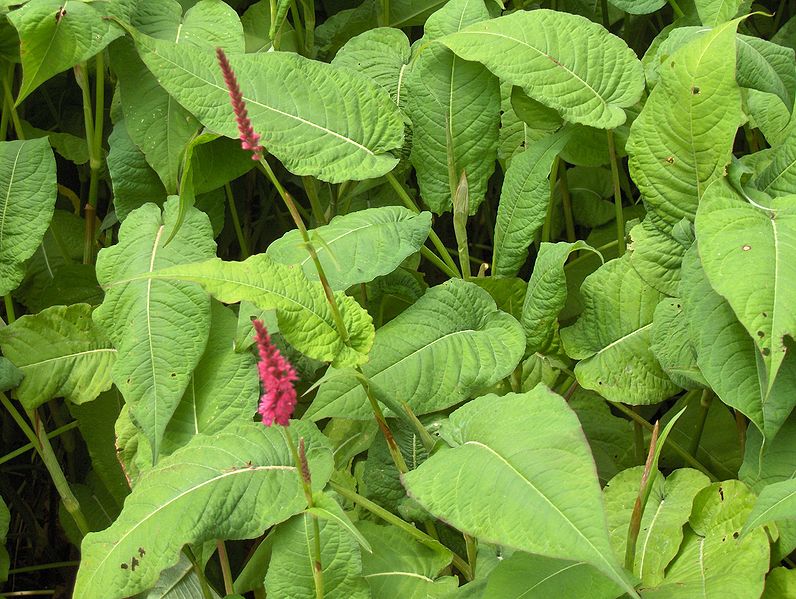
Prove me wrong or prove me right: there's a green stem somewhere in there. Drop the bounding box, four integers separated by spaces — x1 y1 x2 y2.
0 421 79 467
633 407 646 464
542 156 559 243
625 421 659 572
464 534 477 579
358 378 408 474
225 183 250 258
606 130 625 257
184 546 215 599
4 294 15 324
8 561 79 575
377 0 390 27
385 172 461 277
329 481 472 577
667 0 685 18
289 2 306 53
558 160 576 243
609 401 718 481
1 63 23 139
300 0 315 56
401 402 437 453
688 390 712 457
773 0 787 34
216 541 234 595
420 246 459 278
600 0 610 28
302 176 327 224
76 62 100 265
452 172 471 278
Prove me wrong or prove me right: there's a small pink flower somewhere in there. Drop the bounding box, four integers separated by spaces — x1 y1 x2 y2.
216 47 263 161
252 320 298 426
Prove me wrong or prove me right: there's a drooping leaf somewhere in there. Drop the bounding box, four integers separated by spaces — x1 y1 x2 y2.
498 83 553 166
608 0 666 14
139 554 222 599
604 468 710 587
267 207 432 290
306 279 525 420
640 480 769 598
695 180 796 393
649 297 707 390
0 304 115 408
406 0 499 214
521 240 600 355
357 521 456 599
627 20 742 228
566 166 615 227
755 133 796 196
735 35 796 113
470 277 527 322
402 387 639 596
93 199 216 459
441 9 644 129
680 244 796 441
73 420 333 598
742 478 796 536
0 138 57 296
560 255 679 404
627 217 692 296
265 513 370 599
483 552 624 599
142 254 374 368
762 567 796 599
695 0 743 25
492 131 572 277
8 0 123 103
332 27 411 106
132 31 404 182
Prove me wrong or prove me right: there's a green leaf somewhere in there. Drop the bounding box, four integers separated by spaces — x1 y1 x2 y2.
305 279 525 420
8 0 123 103
763 567 796 599
144 254 374 368
406 0 499 214
441 9 644 129
107 120 168 222
139 554 222 599
695 0 743 25
483 552 624 599
755 133 796 196
627 20 742 228
608 0 666 14
736 36 796 113
560 255 679 404
680 244 796 440
604 468 710 586
267 207 432 290
265 513 369 599
357 521 456 599
695 181 796 392
308 491 372 554
640 480 770 598
93 199 216 459
627 218 692 296
0 138 57 296
402 387 639 596
268 0 291 40
0 304 115 409
13 210 102 312
492 131 572 277
498 84 553 166
742 478 796 535
332 28 411 106
650 297 707 390
132 32 404 182
469 277 527 322
521 240 600 355
567 166 615 228
0 357 23 393
73 420 333 598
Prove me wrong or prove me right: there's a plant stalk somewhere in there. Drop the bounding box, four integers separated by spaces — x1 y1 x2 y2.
358 379 408 474
216 540 234 595
1 63 23 139
688 390 712 457
452 172 472 278
225 183 250 258
0 420 79 467
667 0 685 18
606 130 625 256
4 294 15 324
558 160 576 243
625 421 659 572
541 156 559 243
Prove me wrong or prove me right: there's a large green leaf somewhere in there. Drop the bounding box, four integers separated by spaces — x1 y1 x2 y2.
305 279 525 420
406 0 499 214
521 240 600 354
402 387 639 596
627 217 692 296
755 134 796 196
265 513 370 599
8 0 123 103
93 199 216 459
640 481 769 598
604 468 710 587
267 206 431 291
560 255 678 404
627 20 742 228
0 138 56 296
649 297 706 390
131 31 404 182
357 521 455 599
736 35 796 113
608 0 666 14
680 244 796 440
331 28 411 106
0 304 115 409
695 0 743 25
742 478 796 535
695 181 796 392
763 568 796 599
441 9 644 129
141 254 374 368
73 420 333 599
483 552 624 599
492 131 572 277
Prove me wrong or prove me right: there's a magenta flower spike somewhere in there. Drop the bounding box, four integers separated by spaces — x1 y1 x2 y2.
216 47 264 161
252 319 298 426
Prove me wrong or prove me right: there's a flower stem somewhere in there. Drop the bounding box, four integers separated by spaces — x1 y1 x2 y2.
358 379 408 474
606 130 625 257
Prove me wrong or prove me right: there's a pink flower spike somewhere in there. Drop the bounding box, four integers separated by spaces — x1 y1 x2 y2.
252 319 298 427
216 47 264 161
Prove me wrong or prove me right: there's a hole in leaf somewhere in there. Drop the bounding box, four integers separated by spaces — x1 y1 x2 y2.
762 312 768 317
718 486 724 500
120 563 128 570
762 348 770 356
733 531 739 539
757 331 765 338
691 86 700 94
665 156 675 164
742 244 751 251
